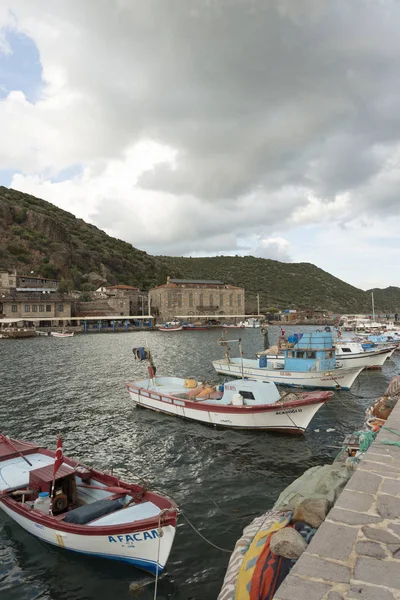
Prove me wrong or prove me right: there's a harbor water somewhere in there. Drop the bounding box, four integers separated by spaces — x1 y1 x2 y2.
1 327 399 600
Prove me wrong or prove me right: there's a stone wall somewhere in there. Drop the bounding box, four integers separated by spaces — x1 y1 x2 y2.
273 404 400 600
149 285 245 321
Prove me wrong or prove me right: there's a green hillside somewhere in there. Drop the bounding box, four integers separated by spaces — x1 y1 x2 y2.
0 186 399 312
160 255 370 313
0 186 170 290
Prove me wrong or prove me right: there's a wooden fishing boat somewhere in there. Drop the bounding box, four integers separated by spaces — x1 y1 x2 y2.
50 332 74 338
158 326 183 332
0 433 177 575
126 377 333 434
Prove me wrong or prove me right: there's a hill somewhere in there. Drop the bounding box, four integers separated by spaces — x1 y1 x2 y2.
0 186 170 290
368 287 400 315
160 255 371 313
0 186 399 313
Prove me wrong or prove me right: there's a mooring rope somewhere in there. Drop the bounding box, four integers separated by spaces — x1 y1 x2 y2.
180 510 232 553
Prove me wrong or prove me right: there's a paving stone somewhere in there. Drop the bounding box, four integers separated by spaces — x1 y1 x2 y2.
348 584 394 600
354 556 400 589
328 507 382 526
362 526 400 544
387 544 400 558
335 490 375 513
377 494 400 519
291 553 350 583
306 521 358 561
388 523 400 538
358 461 400 477
381 479 400 496
347 471 382 494
326 592 344 600
273 575 331 600
355 541 386 559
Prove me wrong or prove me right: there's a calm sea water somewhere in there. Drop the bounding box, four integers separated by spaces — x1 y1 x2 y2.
1 327 398 600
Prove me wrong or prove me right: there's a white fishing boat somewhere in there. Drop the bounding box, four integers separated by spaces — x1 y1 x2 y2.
0 433 177 575
213 331 363 390
259 341 394 370
158 325 183 332
126 377 332 434
334 342 394 368
50 331 74 338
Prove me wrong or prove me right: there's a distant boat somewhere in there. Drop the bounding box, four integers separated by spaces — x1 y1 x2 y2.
126 376 332 434
158 326 183 332
50 332 74 338
182 324 208 330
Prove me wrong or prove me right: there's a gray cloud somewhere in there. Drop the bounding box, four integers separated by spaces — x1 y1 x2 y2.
12 0 400 210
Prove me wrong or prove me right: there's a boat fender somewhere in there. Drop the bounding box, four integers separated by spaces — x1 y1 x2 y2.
184 379 197 388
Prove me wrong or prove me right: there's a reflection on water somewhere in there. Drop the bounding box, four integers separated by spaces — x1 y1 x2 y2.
0 327 397 599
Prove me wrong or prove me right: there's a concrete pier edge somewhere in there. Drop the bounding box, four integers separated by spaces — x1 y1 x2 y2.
273 402 400 600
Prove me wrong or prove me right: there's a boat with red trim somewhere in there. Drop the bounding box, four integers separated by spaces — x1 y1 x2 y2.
126 377 332 434
0 433 177 575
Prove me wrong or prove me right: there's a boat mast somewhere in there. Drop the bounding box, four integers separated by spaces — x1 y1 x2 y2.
372 291 375 321
257 294 260 316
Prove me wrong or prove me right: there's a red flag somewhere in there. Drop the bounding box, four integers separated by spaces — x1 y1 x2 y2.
53 434 63 477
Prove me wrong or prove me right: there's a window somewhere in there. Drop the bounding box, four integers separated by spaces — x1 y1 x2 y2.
306 351 316 359
8 278 13 286
287 350 294 358
239 391 255 400
341 347 351 353
39 305 44 312
189 292 193 307
229 294 233 307
209 294 214 306
325 350 334 359
220 293 223 306
167 292 172 308
199 293 204 307
24 304 30 312
237 294 241 306
46 305 51 312
11 304 17 313
176 294 182 308
32 305 38 312
58 304 64 312
296 351 305 359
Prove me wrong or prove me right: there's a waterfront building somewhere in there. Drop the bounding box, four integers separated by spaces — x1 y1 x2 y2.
95 284 148 315
0 270 71 324
149 277 245 322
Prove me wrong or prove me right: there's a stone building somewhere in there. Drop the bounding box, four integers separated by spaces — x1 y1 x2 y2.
0 270 71 323
0 269 17 292
95 284 148 315
1 292 72 321
149 277 245 321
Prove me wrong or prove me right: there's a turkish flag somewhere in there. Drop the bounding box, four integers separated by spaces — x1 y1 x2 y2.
53 434 63 477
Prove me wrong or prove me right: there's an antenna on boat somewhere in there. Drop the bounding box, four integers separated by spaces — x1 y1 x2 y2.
217 335 244 377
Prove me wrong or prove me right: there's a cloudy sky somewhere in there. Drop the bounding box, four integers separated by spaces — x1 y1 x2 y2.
1 0 400 290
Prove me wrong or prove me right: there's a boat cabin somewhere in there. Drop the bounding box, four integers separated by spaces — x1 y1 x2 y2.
29 464 78 514
268 331 336 372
